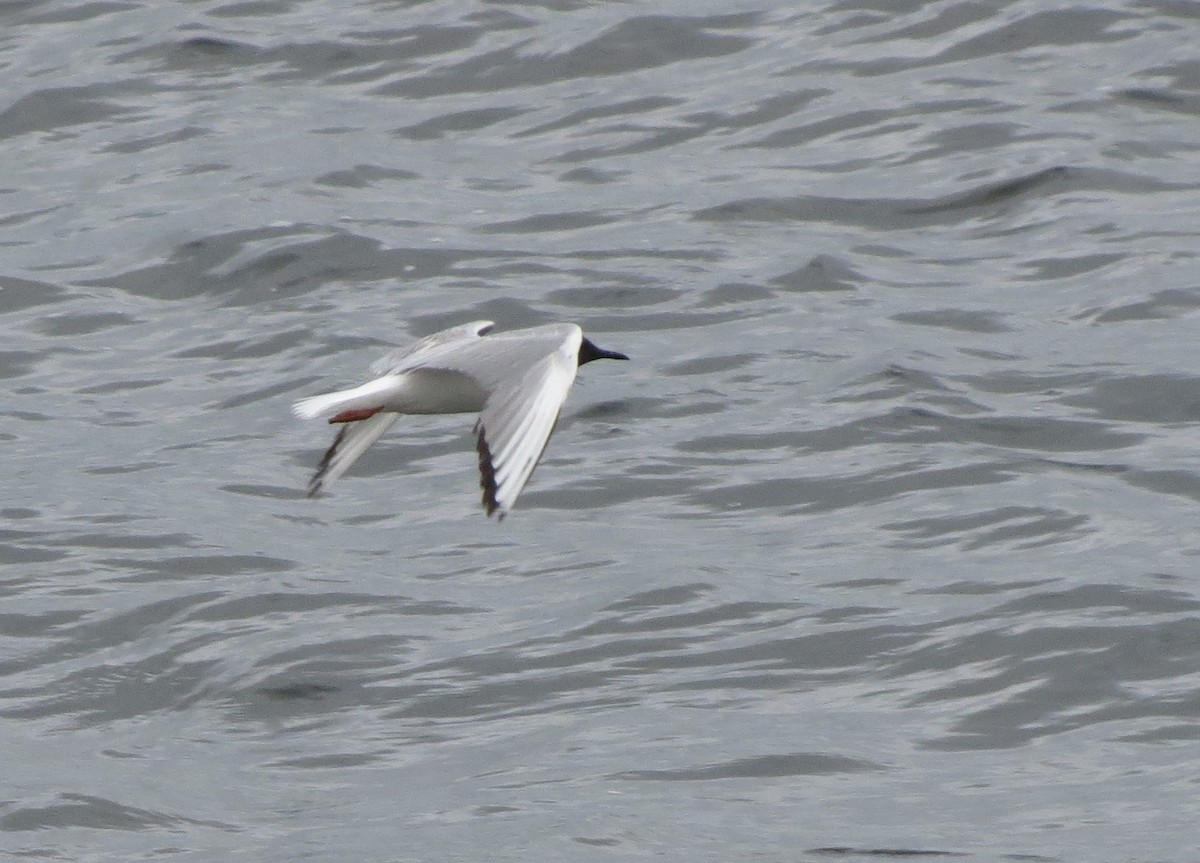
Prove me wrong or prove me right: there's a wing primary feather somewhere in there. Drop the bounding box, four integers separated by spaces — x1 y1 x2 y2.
307 412 400 497
497 409 560 511
309 425 350 498
475 420 502 519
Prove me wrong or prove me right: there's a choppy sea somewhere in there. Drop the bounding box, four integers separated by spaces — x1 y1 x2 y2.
2 1 1199 860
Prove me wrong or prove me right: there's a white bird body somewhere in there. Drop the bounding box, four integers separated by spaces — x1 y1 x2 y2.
292 321 628 518
293 369 487 418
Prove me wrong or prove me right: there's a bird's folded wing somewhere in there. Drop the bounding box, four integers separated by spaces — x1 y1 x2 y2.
370 320 495 376
473 352 578 517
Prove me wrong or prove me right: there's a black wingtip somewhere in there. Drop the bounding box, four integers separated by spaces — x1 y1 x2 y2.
306 425 348 499
475 421 500 518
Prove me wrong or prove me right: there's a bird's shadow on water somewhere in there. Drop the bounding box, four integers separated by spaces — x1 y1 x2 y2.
807 850 965 859
572 398 630 419
807 851 1056 863
258 682 339 701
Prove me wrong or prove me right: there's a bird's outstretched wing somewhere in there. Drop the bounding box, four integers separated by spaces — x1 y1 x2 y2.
472 337 580 518
306 412 400 497
369 320 494 376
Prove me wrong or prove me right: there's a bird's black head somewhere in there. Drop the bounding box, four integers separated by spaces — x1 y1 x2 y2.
578 337 629 365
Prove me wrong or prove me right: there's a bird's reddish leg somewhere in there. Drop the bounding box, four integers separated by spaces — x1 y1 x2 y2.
328 407 382 424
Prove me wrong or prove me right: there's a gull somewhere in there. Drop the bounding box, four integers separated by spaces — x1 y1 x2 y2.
293 320 629 518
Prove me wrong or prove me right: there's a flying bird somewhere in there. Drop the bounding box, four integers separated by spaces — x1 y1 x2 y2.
293 320 629 518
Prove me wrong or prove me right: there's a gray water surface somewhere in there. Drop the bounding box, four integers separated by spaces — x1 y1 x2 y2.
2 1 1199 861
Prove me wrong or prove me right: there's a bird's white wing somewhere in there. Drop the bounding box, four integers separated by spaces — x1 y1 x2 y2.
370 320 494 376
306 411 400 497
473 343 579 518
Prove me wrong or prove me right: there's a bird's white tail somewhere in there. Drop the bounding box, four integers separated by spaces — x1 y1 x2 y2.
292 376 399 420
